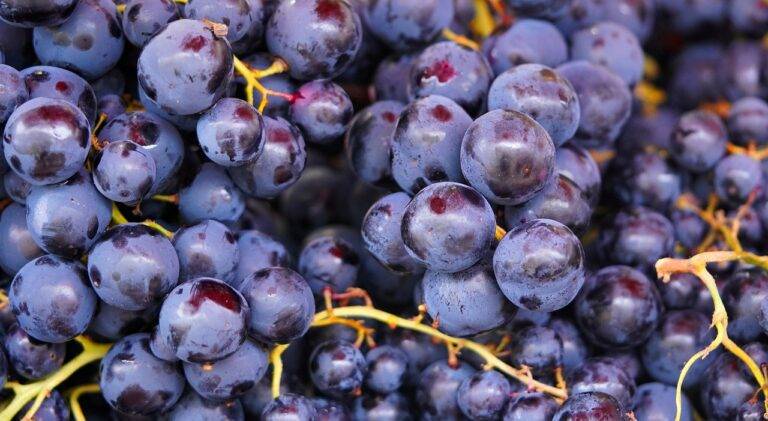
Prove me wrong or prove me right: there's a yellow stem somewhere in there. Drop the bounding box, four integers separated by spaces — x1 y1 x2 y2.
468 0 495 38
150 194 179 205
116 4 125 13
441 28 480 51
269 344 289 399
495 225 507 242
141 220 174 239
233 57 290 113
67 384 100 421
111 203 129 225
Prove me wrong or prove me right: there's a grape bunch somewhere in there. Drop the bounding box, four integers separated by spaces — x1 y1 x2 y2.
1 0 768 420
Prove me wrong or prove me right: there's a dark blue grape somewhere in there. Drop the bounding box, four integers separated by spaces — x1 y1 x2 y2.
548 318 589 374
138 19 232 115
728 206 763 245
93 141 157 204
178 162 245 225
568 357 635 409
266 0 361 80
290 79 353 145
487 64 579 146
121 0 180 47
482 18 567 76
552 0 604 35
183 339 268 400
137 83 201 131
603 0 654 41
353 393 411 421
391 95 472 194
422 258 517 337
0 64 27 125
312 397 351 421
364 345 408 394
238 267 315 343
671 208 708 250
262 393 317 421
167 390 244 420
228 115 306 199
416 360 474 419
714 154 763 207
25 170 111 257
383 329 447 388
183 0 263 49
494 219 584 312
718 41 766 101
659 272 705 310
730 0 768 35
641 309 715 387
88 223 179 310
598 207 674 269
32 0 124 79
736 399 764 421
461 109 555 205
570 21 643 85
362 0 452 52
575 265 661 349
100 333 185 416
456 370 511 420
99 111 185 194
609 151 682 211
361 192 422 274
670 110 727 173
552 392 624 421
668 43 724 109
401 182 495 272
632 382 692 421
87 302 156 342
173 219 239 283
503 392 559 421
555 142 601 206
3 322 64 380
238 52 297 118
504 174 592 234
299 234 359 295
373 54 416 103
723 269 768 343
277 166 347 230
241 376 281 418
344 100 404 187
91 66 124 99
3 97 90 186
196 98 264 167
310 340 366 399
155 277 248 362
556 60 631 145
0 0 78 27
0 202 43 274
617 106 679 154
97 94 125 121
409 41 493 114
18 389 69 421
701 342 768 419
510 326 563 376
358 252 420 309
233 229 289 286
10 255 96 342
728 96 768 146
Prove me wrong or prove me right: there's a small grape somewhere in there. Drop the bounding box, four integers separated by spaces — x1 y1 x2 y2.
93 141 157 205
362 0 454 52
290 79 353 145
183 339 268 401
457 370 511 420
552 392 624 421
167 390 244 420
178 162 245 225
310 340 366 399
196 98 264 167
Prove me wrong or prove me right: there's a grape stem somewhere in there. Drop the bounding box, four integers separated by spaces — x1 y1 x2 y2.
468 0 495 38
66 383 100 421
441 28 480 51
0 337 111 420
151 194 180 205
110 203 175 239
232 56 292 114
495 225 506 241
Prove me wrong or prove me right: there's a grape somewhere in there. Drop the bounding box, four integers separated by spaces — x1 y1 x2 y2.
358 253 420 309
487 64 580 146
555 143 601 206
617 107 679 154
344 100 404 187
701 342 768 419
556 60 632 145
364 345 408 394
723 269 768 343
671 208 708 250
167 390 244 420
668 43 724 109
173 219 239 283
362 0 454 52
383 328 447 387
3 322 65 380
552 392 624 421
603 0 655 41
100 333 185 416
138 19 233 116
310 340 366 399
228 116 306 199
0 64 26 126
290 79 353 145
632 382 693 421
121 0 180 47
178 162 245 225
503 393 560 421
361 192 422 274
729 0 768 35
719 41 766 101
548 318 589 374
608 151 682 211
298 234 359 295
88 223 179 310
714 154 763 207
574 265 662 349
597 207 674 269
97 94 125 121
137 83 201 131
482 18 567 76
409 41 493 114
238 267 315 343
422 258 517 337
456 370 511 420
183 339 268 400
10 255 96 342
93 141 157 205
416 360 474 419
277 166 348 230
197 98 264 167
552 0 604 36
352 393 412 421
233 229 289 287
24 171 108 257
99 111 185 194
183 0 264 49
641 309 715 387
261 393 317 421
494 219 585 312
4 97 90 186
0 0 78 27
510 326 563 376
401 182 495 272
570 22 644 86
658 272 704 310
238 52 297 118
737 399 764 421
33 0 124 79
19 389 69 420
504 174 593 234
266 0 362 80
728 96 768 146
373 54 416 103
391 95 472 194
87 302 156 342
308 398 349 421
155 277 248 362
670 110 727 173
0 202 43 274
567 357 635 409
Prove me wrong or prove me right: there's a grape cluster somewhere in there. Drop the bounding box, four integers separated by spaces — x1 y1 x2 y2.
2 0 768 420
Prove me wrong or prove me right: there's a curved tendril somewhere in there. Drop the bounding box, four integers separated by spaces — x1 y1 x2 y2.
67 383 100 421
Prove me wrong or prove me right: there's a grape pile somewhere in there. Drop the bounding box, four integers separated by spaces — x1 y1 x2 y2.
2 0 768 420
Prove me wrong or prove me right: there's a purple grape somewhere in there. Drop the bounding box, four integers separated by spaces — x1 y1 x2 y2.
364 345 409 394
138 19 233 115
503 393 560 421
617 106 679 153
183 0 264 49
482 18 567 76
173 220 239 283
728 96 768 146
178 162 245 225
262 393 317 421
553 392 624 421
183 339 268 400
88 223 179 311
312 398 351 421
391 95 472 194
233 229 289 287
310 340 366 399
196 98 264 167
723 269 768 343
10 255 97 342
416 360 474 419
548 318 589 374
298 234 359 295
504 174 593 234
0 64 27 125
718 41 767 101
19 389 69 420
93 141 157 205
3 322 65 380
344 100 404 187
361 192 422 274
100 333 185 416
633 382 693 421
609 151 682 212
352 393 412 421
701 342 768 419
121 0 180 47
373 54 416 103
0 0 79 27
97 94 125 121
266 0 362 80
603 0 655 41
552 0 604 36
362 0 454 52
87 302 156 342
597 207 674 269
487 64 580 146
659 272 705 310
457 370 511 420
555 142 601 205
290 79 353 145
570 22 644 85
167 390 244 420
714 154 763 207
510 326 563 376
568 357 635 409
0 202 43 275
670 110 727 173
668 43 724 109
3 97 90 186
